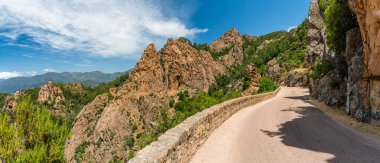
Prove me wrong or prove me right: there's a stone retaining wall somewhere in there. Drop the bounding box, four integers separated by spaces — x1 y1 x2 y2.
129 88 281 163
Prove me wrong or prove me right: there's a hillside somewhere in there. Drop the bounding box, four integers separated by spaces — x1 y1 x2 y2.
0 12 311 163
63 25 308 162
0 71 123 93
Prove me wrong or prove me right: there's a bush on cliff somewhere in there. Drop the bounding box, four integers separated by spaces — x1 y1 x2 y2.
309 59 333 79
258 77 278 93
0 93 8 108
322 0 358 54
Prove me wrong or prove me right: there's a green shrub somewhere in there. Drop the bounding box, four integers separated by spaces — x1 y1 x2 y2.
127 151 135 160
309 59 333 79
211 46 233 59
0 98 70 162
322 0 358 54
74 141 90 162
136 132 157 149
258 77 278 93
131 123 138 133
0 93 9 108
124 136 135 148
169 98 175 108
243 80 251 90
178 90 190 101
174 101 186 112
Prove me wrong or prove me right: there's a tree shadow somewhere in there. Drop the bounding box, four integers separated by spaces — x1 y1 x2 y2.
261 96 380 163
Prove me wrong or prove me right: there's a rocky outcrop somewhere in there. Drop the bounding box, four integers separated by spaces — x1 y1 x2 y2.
210 28 244 67
307 0 347 107
38 81 65 109
266 58 280 81
306 0 334 68
245 64 261 86
283 69 308 87
347 0 380 123
65 38 228 162
64 83 84 95
306 0 380 123
2 91 24 111
345 28 370 122
64 93 109 162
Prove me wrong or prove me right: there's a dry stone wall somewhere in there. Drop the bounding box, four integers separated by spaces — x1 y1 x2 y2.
129 88 280 163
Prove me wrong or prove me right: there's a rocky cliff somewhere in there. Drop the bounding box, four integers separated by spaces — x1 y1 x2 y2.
38 81 66 109
210 28 244 68
307 0 380 124
348 0 380 123
64 31 242 162
307 0 347 107
63 20 312 161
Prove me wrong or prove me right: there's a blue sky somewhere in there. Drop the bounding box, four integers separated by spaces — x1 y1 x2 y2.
0 0 310 79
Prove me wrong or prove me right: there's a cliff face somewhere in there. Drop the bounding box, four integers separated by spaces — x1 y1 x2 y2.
307 0 380 124
64 31 235 162
348 0 380 77
210 28 244 67
307 0 346 107
348 0 380 123
306 0 334 67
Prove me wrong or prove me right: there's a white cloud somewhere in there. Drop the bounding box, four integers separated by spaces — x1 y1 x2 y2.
43 68 56 73
0 0 207 57
287 26 297 32
0 71 22 79
25 71 38 76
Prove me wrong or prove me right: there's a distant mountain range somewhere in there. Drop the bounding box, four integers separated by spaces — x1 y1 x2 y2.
0 71 123 93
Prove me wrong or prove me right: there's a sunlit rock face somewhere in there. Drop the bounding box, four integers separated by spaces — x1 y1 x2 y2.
349 0 380 77
348 0 380 124
64 37 233 162
306 0 335 68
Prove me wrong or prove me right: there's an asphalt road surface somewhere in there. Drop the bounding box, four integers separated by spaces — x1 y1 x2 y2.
191 87 380 163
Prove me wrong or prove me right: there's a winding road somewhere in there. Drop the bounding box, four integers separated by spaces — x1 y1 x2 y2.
191 87 380 163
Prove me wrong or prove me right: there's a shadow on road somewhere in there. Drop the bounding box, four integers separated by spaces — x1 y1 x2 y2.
261 95 380 163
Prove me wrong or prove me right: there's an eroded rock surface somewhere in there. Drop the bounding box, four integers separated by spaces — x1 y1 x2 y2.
348 0 380 123
38 81 65 109
245 64 261 86
64 37 232 162
210 28 244 67
306 0 334 68
349 0 380 77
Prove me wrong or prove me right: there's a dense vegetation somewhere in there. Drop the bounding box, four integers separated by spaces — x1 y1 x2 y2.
319 0 358 54
258 77 279 93
0 98 70 162
0 72 129 162
0 93 9 108
208 20 309 94
245 20 309 74
55 72 129 123
309 59 334 79
134 90 242 151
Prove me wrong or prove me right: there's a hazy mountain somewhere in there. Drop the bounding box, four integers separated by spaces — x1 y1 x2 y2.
0 71 123 93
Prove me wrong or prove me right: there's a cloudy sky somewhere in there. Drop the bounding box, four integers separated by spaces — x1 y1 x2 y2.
0 0 309 79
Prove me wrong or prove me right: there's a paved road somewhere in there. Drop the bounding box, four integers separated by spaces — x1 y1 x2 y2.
191 87 380 163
